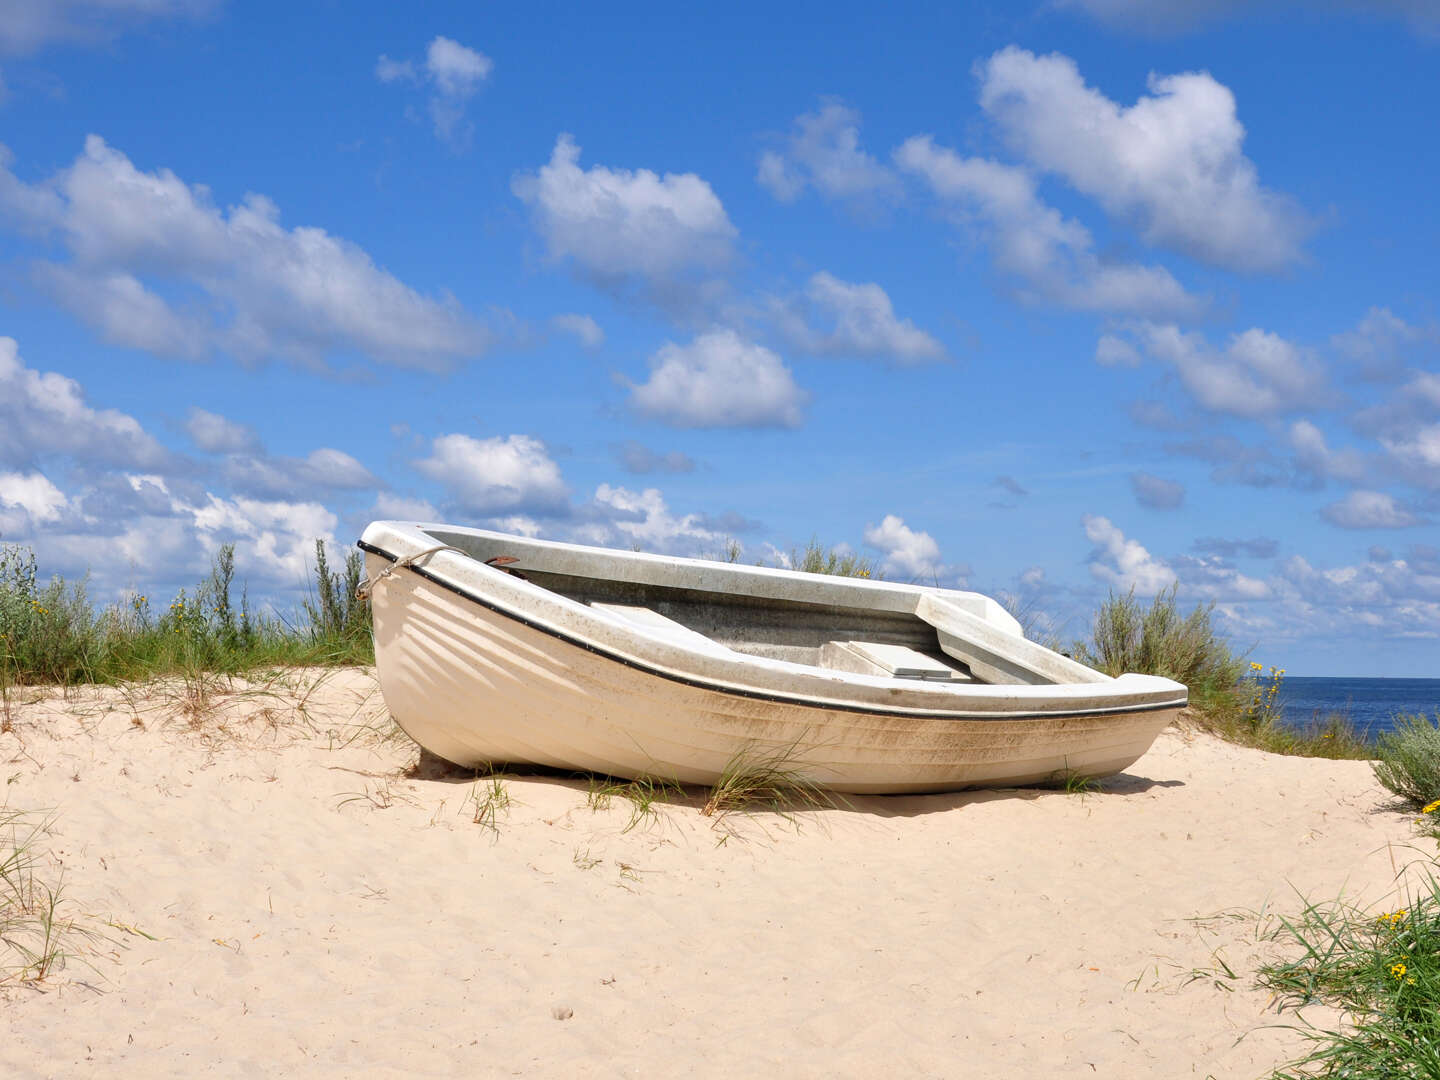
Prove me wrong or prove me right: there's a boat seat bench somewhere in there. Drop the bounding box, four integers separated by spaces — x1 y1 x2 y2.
587 602 737 658
820 640 970 682
589 603 968 682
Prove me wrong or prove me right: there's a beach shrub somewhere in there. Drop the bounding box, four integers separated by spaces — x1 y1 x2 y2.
0 540 373 687
788 537 879 579
301 539 369 646
1373 712 1440 808
0 544 107 684
1071 587 1371 759
1073 586 1246 712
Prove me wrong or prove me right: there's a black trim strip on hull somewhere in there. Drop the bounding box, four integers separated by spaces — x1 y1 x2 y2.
357 539 1186 723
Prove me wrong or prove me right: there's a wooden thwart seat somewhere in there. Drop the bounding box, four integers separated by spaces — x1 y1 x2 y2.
820 640 969 682
588 602 736 657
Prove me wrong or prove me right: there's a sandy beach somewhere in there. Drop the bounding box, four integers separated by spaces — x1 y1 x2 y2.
0 668 1420 1078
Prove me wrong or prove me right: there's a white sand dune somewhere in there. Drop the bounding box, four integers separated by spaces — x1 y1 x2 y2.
0 668 1419 1078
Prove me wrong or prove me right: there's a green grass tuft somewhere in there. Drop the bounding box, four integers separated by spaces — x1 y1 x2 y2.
1256 880 1440 1079
701 742 837 819
0 539 373 694
585 775 681 833
787 537 879 580
466 773 511 835
1046 769 1102 797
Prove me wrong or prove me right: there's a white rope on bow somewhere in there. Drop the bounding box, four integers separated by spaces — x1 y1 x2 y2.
356 544 466 599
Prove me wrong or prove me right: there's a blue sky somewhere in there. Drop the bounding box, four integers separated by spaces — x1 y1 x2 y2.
0 1 1437 676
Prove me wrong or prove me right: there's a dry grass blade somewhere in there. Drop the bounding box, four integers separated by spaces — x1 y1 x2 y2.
1 806 107 988
335 779 416 812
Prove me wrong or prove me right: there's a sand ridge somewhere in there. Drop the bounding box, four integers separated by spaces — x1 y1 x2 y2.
0 668 1420 1078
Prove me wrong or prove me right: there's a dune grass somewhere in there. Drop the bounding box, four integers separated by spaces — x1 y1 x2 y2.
1074 587 1373 761
1073 585 1248 715
466 774 512 835
1045 769 1103 797
0 540 372 693
701 741 838 819
1255 880 1440 1079
1 805 96 987
585 775 683 833
787 537 879 579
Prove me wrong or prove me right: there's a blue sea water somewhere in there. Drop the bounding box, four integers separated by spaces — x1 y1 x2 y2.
1271 676 1440 739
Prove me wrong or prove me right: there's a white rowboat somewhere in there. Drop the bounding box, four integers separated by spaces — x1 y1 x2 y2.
358 521 1187 794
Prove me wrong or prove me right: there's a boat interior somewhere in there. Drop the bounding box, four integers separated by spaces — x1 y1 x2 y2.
412 526 1079 686
524 566 974 680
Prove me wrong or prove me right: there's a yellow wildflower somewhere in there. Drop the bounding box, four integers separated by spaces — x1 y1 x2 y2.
1391 962 1407 979
1424 800 1440 814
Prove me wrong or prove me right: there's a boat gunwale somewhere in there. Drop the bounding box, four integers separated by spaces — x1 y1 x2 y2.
359 531 1188 722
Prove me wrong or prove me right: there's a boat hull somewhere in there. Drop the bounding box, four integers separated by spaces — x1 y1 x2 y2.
368 553 1180 794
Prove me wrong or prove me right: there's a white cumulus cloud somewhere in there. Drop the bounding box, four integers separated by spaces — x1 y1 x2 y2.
184 407 260 454
223 448 378 500
1288 420 1369 484
551 312 604 349
1380 424 1440 488
863 514 943 579
1130 472 1185 509
377 36 493 148
414 433 569 514
587 484 730 553
1331 306 1438 380
371 492 440 522
1111 322 1329 418
628 329 806 429
1082 514 1178 594
773 272 946 363
0 137 493 370
757 102 898 205
1319 490 1426 529
0 336 170 469
896 135 1203 319
977 47 1310 272
1056 0 1440 37
0 470 68 524
513 135 736 286
0 0 217 55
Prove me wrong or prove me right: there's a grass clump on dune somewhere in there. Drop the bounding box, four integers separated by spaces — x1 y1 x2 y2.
787 537 879 580
702 742 837 820
1073 586 1370 760
1 806 94 987
1257 882 1440 1079
1073 585 1246 713
0 539 372 690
